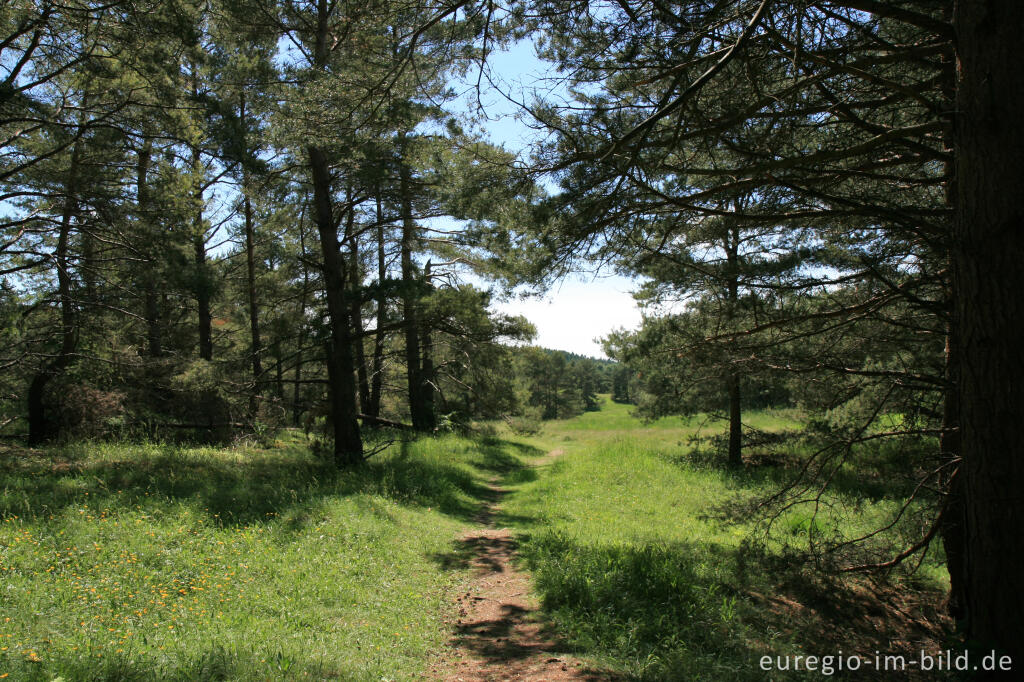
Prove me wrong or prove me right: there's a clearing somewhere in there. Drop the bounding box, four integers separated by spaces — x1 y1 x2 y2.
0 399 951 680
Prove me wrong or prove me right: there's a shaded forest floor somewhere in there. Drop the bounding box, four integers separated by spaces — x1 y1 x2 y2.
0 400 953 680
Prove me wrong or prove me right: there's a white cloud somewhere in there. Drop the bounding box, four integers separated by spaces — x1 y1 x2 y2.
493 275 642 358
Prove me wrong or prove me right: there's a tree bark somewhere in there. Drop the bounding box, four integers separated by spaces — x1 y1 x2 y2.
367 190 387 418
953 0 1024 660
308 144 363 466
28 118 84 444
304 0 362 465
421 260 436 424
193 224 213 362
727 371 742 467
345 197 371 413
191 67 212 362
243 190 262 409
725 223 742 467
293 210 310 427
937 25 966 620
240 91 262 413
940 318 965 620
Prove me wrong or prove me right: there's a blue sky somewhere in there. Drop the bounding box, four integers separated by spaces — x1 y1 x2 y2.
459 40 643 358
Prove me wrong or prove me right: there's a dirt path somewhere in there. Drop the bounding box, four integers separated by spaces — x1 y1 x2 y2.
428 450 612 681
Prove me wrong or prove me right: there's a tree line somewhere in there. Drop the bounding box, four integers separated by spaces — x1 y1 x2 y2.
1 0 545 457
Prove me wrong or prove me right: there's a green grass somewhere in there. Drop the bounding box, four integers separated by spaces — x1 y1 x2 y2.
1 400 951 681
0 431 538 681
500 399 952 680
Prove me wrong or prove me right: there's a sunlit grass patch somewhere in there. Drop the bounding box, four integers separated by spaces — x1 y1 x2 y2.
503 408 952 680
0 432 534 681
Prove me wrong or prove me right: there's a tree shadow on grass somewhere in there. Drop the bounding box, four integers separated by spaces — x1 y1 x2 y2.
0 433 542 532
515 531 953 681
679 430 938 505
471 436 545 475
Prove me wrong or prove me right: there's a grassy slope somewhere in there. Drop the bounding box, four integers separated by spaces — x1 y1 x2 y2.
502 399 952 680
0 432 538 681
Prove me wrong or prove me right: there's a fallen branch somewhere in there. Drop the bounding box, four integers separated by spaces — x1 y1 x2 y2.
358 414 413 430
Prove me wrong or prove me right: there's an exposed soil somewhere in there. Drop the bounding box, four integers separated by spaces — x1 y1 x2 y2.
428 450 616 681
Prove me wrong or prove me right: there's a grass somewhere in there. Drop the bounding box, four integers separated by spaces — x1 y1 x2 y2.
501 398 953 680
0 431 537 681
1 399 953 680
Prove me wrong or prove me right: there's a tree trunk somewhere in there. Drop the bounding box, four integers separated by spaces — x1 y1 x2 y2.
953 0 1024 660
28 122 84 444
727 371 742 467
345 197 371 413
367 191 387 418
937 28 966 620
137 140 162 358
725 223 742 467
304 0 361 464
293 210 309 427
244 188 262 408
190 70 212 362
274 341 284 401
241 91 262 413
292 352 304 427
398 148 434 430
420 260 436 424
940 319 965 620
308 143 363 466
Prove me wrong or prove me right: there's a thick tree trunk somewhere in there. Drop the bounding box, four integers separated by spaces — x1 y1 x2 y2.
935 29 967 620
292 352 304 427
953 0 1024 660
304 0 361 464
273 341 284 401
940 319 965 620
308 144 363 466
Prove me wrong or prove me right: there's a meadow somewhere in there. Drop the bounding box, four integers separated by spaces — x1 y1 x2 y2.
1 400 952 680
504 401 951 679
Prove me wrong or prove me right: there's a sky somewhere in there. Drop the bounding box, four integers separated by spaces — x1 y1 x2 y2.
460 40 644 359
492 274 644 359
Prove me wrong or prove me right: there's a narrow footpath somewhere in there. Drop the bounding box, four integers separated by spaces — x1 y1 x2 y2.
428 450 613 681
